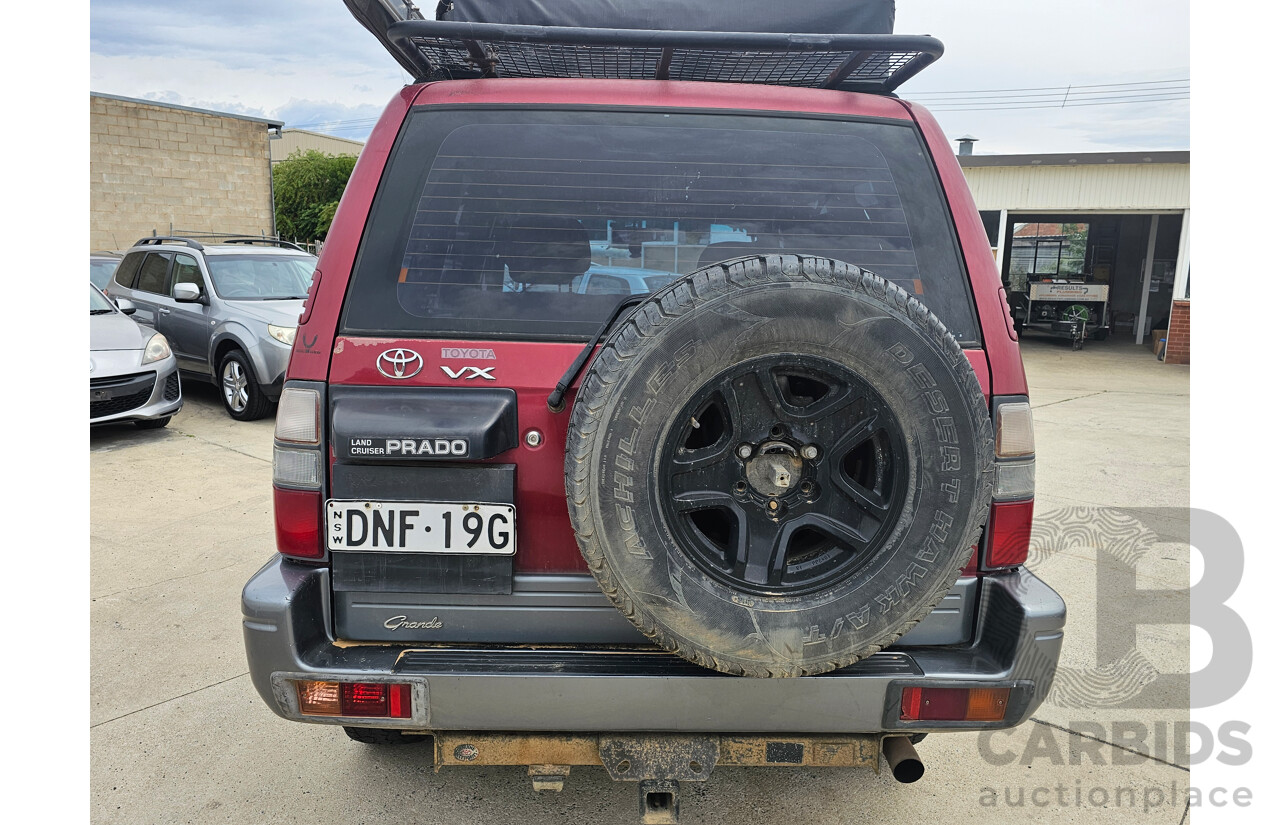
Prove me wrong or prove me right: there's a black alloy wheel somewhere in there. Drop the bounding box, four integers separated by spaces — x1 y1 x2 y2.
660 355 908 596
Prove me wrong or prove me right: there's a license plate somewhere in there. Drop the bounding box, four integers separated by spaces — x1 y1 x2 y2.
326 501 516 555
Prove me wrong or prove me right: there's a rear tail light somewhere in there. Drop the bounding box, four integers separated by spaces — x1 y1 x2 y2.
994 459 1035 500
274 487 323 559
274 382 325 559
994 401 1034 457
273 448 322 487
900 687 1010 722
295 680 412 718
985 499 1034 568
981 397 1035 571
275 387 321 444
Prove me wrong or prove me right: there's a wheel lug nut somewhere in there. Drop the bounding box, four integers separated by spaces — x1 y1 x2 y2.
767 500 779 511
801 445 819 460
737 444 754 459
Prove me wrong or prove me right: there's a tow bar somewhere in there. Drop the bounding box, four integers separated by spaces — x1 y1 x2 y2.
433 732 917 822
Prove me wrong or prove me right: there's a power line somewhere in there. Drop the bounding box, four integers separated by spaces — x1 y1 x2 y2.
925 90 1190 109
908 77 1189 97
288 116 380 130
909 84 1188 104
927 95 1189 113
282 77 1192 131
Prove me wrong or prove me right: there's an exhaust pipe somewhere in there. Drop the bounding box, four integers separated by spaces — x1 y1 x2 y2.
882 736 925 783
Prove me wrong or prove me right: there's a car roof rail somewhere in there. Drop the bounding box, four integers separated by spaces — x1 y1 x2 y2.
346 11 943 95
134 236 206 251
219 237 308 252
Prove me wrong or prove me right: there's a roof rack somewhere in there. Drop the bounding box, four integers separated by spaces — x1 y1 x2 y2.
219 237 307 252
134 236 205 251
361 17 942 95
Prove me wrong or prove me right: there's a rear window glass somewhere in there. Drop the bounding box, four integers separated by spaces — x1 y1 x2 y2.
135 253 171 295
344 109 978 343
113 252 144 290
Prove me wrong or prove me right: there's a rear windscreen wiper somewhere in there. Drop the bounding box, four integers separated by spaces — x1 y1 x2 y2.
547 293 648 412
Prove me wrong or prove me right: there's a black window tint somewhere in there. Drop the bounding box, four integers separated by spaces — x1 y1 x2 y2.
344 109 978 343
113 252 145 289
135 253 172 295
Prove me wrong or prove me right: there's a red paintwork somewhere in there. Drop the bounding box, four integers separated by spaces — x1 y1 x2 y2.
902 103 1028 397
407 77 917 120
290 78 1024 574
330 336 592 573
289 85 418 382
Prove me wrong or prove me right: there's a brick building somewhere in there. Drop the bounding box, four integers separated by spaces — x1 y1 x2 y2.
90 93 283 252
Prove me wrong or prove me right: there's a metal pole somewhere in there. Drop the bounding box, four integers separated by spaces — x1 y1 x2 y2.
995 210 1010 277
267 127 278 239
1134 214 1160 344
1171 209 1191 300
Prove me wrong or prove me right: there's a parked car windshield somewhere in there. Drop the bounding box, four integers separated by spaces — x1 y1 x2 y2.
206 254 316 300
90 258 119 289
344 108 979 343
90 284 115 314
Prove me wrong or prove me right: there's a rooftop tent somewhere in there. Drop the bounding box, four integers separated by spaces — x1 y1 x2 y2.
436 0 897 35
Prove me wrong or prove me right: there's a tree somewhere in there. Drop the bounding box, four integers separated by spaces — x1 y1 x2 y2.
272 149 358 243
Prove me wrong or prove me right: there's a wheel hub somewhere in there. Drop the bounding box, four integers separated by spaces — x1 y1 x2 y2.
744 441 803 497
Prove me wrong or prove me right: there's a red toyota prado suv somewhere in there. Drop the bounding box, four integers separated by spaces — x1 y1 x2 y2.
243 1 1063 818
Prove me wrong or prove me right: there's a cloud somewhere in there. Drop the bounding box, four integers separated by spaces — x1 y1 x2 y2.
90 0 1189 151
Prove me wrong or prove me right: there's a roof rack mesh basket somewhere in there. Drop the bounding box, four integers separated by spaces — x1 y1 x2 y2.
345 3 943 95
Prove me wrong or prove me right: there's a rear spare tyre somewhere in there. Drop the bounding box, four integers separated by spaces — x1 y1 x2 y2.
565 256 993 677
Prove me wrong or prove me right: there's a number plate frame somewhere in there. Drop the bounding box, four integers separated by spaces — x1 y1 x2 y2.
326 500 516 555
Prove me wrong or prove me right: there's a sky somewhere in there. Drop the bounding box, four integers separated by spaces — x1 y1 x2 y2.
88 1 1190 155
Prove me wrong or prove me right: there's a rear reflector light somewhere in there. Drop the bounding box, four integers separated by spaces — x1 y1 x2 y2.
275 388 321 444
274 487 323 559
900 687 1010 722
994 459 1035 500
295 680 412 718
273 447 322 488
994 401 1034 457
985 499 1034 569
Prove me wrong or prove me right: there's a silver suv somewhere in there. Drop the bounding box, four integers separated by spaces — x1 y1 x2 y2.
108 237 317 420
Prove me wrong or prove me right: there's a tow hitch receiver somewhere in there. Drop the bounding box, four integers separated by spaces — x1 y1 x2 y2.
433 732 882 822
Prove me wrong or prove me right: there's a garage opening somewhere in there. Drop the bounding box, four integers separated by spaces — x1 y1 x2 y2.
979 211 1186 354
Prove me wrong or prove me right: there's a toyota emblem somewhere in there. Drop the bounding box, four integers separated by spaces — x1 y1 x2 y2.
376 348 424 379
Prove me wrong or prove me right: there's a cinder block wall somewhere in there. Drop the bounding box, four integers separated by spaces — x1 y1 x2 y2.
90 95 274 251
1165 300 1190 365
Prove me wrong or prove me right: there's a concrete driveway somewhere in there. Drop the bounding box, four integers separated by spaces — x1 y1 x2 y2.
90 337 1191 824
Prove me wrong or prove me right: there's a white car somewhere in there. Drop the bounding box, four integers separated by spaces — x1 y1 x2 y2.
90 283 183 428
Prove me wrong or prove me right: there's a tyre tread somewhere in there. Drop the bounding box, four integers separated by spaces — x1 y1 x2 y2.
565 255 994 678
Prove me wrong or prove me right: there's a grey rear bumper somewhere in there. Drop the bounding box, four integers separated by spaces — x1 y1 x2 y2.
242 558 1065 734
